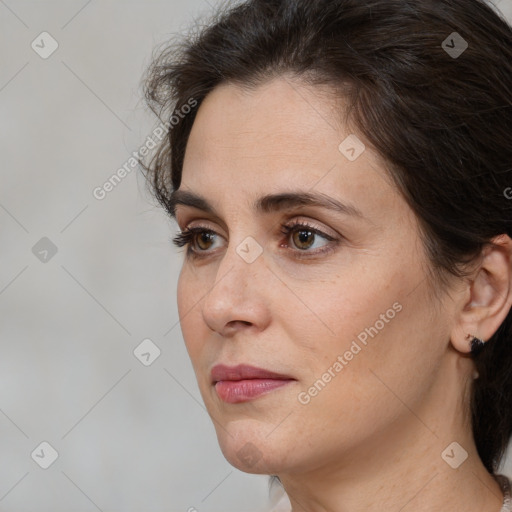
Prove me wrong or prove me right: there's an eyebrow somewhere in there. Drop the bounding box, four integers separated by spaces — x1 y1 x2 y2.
167 189 366 220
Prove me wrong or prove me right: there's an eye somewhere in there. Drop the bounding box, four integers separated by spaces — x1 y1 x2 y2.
280 221 335 252
171 220 339 259
172 226 221 254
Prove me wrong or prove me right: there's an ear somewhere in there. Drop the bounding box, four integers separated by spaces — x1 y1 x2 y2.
451 234 512 354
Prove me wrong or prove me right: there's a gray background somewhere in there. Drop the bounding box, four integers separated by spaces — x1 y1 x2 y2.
1 1 511 511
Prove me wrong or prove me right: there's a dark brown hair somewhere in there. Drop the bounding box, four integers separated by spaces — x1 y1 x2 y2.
141 0 512 476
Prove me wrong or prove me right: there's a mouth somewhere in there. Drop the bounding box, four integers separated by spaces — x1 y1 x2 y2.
211 364 296 403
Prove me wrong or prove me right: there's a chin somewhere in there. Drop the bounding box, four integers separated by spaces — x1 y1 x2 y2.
220 442 281 474
214 424 289 474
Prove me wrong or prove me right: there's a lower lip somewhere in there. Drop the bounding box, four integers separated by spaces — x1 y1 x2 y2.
214 379 294 403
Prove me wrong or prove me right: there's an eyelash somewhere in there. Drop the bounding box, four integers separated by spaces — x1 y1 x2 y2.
171 221 339 260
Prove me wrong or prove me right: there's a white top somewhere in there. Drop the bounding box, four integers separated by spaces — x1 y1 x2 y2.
269 473 512 512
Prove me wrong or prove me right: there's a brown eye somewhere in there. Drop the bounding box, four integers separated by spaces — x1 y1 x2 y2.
280 221 338 258
172 227 221 256
292 229 316 250
196 231 216 251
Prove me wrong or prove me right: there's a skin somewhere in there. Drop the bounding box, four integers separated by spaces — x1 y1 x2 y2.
172 76 512 512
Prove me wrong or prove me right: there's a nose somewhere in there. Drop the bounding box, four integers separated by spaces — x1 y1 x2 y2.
201 238 271 337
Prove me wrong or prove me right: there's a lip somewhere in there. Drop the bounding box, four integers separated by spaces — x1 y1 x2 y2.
211 364 296 403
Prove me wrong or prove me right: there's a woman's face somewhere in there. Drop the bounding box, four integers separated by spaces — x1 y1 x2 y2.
174 76 459 477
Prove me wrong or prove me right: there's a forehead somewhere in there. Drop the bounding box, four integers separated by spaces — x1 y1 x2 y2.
185 77 346 168
181 76 399 223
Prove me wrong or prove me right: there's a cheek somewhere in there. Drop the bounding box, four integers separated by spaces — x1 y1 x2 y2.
281 264 402 363
288 254 433 406
296 274 441 428
176 266 204 361
176 266 188 323
176 263 205 320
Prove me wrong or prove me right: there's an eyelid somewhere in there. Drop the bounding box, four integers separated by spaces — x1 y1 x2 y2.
178 214 339 239
285 215 340 239
175 210 228 236
191 224 225 243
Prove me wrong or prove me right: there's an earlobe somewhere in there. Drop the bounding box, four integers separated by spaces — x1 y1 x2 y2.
467 333 485 356
451 325 487 355
450 234 512 355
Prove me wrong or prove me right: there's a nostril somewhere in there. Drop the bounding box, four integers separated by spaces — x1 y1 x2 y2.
228 320 251 327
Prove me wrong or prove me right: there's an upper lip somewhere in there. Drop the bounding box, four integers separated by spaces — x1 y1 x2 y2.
210 364 295 384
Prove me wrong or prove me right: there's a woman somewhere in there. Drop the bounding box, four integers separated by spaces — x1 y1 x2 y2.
141 0 512 510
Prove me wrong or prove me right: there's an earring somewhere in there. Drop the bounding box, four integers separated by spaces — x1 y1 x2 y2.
467 334 485 356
